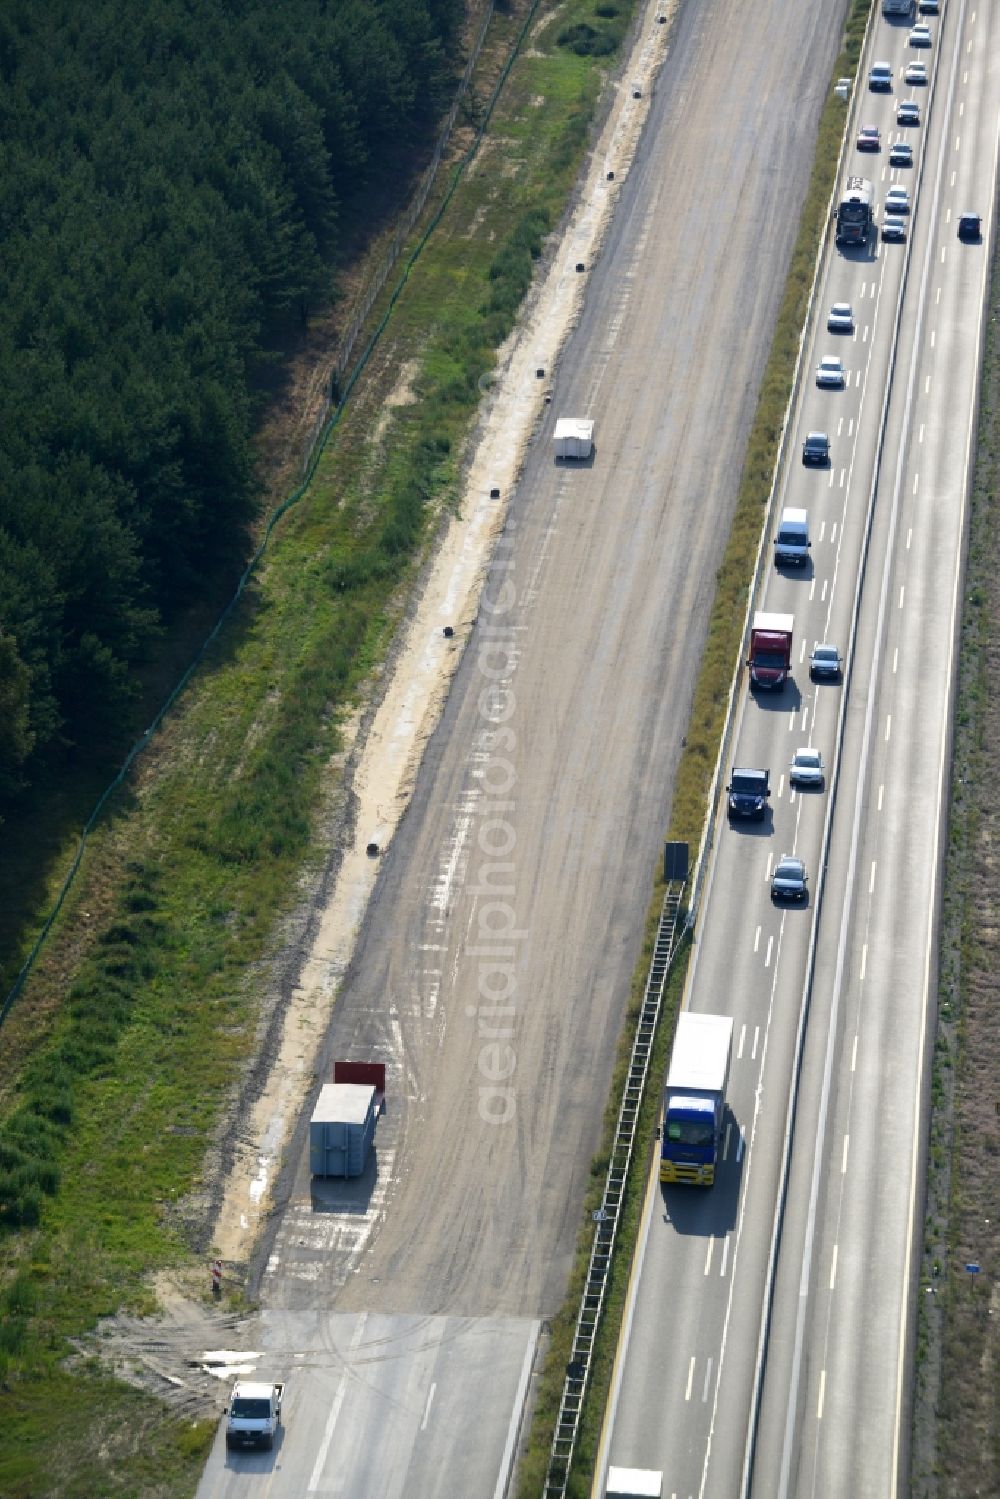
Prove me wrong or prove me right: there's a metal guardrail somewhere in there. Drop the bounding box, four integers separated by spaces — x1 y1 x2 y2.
542 880 687 1498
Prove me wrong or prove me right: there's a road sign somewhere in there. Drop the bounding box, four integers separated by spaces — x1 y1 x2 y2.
965 1262 981 1275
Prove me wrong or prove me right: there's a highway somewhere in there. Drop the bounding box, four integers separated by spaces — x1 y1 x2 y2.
195 0 853 1494
602 2 999 1497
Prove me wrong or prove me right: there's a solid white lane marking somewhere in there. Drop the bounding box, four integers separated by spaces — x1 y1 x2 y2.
754 927 761 954
719 1237 730 1278
851 1034 858 1072
765 935 773 969
893 647 898 673
817 1369 827 1421
878 784 884 811
821 580 828 603
848 418 855 437
930 331 936 348
830 1244 839 1291
869 862 876 894
736 1129 745 1163
906 527 912 549
738 1022 747 1059
704 1239 714 1276
421 1382 437 1430
842 1135 850 1174
860 944 867 981
752 1026 760 1061
685 1357 695 1401
309 1314 369 1492
919 424 925 443
723 1124 732 1161
886 714 892 743
809 578 817 602
831 522 838 543
702 1358 713 1403
494 1322 539 1499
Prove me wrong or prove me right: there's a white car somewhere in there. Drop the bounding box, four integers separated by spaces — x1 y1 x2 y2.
882 216 907 243
897 99 921 126
905 61 928 85
827 302 854 333
816 355 845 388
790 748 825 789
909 22 932 46
885 185 911 215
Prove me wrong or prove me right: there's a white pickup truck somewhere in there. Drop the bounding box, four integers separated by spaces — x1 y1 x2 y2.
225 1380 284 1451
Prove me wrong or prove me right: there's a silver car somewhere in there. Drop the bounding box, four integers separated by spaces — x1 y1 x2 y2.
790 747 825 789
827 302 855 333
816 355 845 388
810 644 843 681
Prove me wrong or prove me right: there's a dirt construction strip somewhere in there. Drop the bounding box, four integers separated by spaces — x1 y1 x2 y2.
210 0 677 1274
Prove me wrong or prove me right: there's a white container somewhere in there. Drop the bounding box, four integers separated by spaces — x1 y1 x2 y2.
553 417 595 460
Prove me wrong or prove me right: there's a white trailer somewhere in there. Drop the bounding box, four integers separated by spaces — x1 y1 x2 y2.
553 417 595 459
660 1013 733 1186
607 1468 663 1498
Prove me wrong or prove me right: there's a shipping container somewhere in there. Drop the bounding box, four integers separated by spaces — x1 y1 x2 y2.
309 1083 377 1177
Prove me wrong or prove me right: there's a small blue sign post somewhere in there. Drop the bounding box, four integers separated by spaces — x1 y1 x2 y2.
965 1262 981 1291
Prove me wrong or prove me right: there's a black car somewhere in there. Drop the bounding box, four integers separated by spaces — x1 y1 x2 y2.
958 212 982 241
771 856 808 903
727 767 770 821
802 431 830 466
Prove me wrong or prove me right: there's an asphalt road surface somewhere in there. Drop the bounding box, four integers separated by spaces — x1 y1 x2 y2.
603 2 999 1496
197 0 852 1494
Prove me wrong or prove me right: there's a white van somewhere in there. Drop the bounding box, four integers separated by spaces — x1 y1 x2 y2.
774 507 811 567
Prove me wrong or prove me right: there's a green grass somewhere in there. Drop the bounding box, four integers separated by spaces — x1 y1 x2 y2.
0 1369 215 1499
909 175 1000 1497
0 0 652 1490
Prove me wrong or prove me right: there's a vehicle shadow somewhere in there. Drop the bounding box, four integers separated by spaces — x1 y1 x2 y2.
660 1112 743 1237
774 557 815 581
310 1149 381 1214
226 1422 285 1471
726 809 773 838
554 448 596 470
836 239 878 265
752 678 802 714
